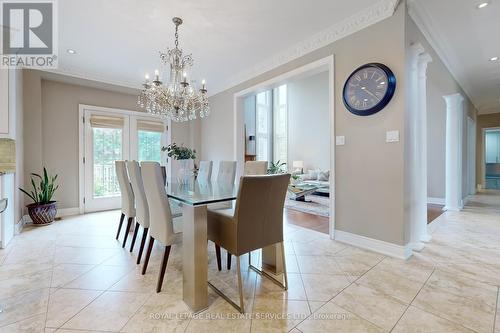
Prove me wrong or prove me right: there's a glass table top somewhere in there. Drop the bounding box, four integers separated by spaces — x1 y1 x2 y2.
166 180 238 206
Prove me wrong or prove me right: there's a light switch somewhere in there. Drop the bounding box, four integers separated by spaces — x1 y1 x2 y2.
386 130 400 143
336 136 345 146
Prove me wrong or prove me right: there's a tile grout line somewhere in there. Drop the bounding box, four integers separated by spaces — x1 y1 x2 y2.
288 241 312 332
43 244 57 328
494 286 499 333
388 267 435 332
291 246 387 331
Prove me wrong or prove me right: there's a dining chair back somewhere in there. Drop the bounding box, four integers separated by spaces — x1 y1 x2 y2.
115 160 135 248
217 161 237 184
244 161 268 175
126 160 150 263
198 161 213 182
140 162 175 246
140 161 180 292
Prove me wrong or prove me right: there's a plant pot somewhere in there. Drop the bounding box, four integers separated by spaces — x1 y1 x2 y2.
177 159 194 185
27 201 57 226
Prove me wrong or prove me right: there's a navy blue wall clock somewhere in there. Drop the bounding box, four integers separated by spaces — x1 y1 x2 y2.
342 63 396 116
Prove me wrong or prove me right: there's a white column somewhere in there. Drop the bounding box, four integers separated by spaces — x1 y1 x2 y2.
444 93 464 211
416 53 432 243
407 43 429 252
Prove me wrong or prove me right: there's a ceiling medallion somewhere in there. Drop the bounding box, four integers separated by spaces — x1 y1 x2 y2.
138 17 209 122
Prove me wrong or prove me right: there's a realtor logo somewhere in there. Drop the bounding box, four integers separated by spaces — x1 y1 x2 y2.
1 0 58 68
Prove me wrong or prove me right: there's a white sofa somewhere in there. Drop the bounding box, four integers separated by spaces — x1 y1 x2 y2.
295 169 330 195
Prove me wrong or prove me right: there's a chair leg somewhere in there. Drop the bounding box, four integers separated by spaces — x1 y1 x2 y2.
122 217 133 248
156 246 171 293
227 252 232 270
116 213 125 240
207 255 245 313
136 227 149 265
129 222 139 252
142 236 154 275
280 242 288 290
236 256 245 313
215 244 222 271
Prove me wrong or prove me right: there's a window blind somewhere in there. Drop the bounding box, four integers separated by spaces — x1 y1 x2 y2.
89 115 124 129
137 120 164 133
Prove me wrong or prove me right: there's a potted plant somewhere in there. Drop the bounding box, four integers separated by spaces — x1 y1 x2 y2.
19 168 59 226
162 143 197 184
267 160 287 174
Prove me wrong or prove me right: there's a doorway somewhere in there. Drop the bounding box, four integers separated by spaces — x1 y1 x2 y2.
484 128 500 190
233 56 335 238
79 105 169 213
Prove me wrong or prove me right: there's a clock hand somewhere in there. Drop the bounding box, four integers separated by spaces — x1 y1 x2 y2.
362 88 379 100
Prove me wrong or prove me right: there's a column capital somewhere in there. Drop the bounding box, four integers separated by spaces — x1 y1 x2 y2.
443 93 464 106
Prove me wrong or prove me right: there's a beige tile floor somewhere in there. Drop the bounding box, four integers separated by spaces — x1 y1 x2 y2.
0 192 500 332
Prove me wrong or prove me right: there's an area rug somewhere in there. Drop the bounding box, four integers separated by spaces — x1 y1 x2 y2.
285 194 330 217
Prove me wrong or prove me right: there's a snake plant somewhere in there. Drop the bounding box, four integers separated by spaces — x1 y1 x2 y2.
19 168 59 204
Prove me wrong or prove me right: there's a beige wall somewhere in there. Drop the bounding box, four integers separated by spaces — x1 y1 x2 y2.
288 71 330 171
203 5 408 245
405 15 477 201
23 70 194 210
477 113 500 187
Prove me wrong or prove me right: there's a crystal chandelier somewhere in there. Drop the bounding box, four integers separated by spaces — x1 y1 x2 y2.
138 17 210 122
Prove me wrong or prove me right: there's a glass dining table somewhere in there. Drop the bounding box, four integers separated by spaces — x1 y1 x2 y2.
165 180 237 313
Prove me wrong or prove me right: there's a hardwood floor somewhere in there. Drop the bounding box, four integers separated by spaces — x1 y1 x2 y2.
427 204 444 224
284 208 329 234
285 204 446 234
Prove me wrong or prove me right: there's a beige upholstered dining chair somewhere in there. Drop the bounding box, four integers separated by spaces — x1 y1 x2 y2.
209 161 237 211
126 161 150 264
197 161 213 182
243 161 268 175
115 161 136 248
207 173 291 312
140 161 182 293
217 161 237 183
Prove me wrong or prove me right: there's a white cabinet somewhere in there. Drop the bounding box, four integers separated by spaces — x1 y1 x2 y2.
0 69 16 139
0 173 15 248
0 70 8 136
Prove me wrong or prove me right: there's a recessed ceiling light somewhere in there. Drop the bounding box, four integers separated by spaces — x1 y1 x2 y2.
490 56 499 61
477 2 489 9
67 49 76 54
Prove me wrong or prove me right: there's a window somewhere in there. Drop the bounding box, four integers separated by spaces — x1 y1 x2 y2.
273 85 287 164
256 91 272 161
92 127 122 198
254 85 288 165
138 131 162 162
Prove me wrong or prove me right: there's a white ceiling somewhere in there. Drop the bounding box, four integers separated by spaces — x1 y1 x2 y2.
410 0 500 114
54 0 392 95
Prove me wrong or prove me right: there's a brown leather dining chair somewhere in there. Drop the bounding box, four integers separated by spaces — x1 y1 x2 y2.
207 173 290 313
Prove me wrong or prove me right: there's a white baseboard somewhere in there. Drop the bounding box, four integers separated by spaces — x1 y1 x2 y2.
56 207 80 218
427 197 445 205
334 230 413 260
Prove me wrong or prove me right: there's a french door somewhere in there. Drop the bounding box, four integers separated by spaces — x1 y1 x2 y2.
81 106 168 213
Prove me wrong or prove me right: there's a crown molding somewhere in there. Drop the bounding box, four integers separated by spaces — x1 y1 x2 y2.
407 0 478 111
36 67 140 93
208 0 401 97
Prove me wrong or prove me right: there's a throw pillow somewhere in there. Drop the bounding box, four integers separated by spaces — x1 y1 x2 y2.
318 170 330 181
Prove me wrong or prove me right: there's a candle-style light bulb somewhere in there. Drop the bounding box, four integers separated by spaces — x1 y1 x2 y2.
145 73 150 81
154 69 160 81
201 79 206 90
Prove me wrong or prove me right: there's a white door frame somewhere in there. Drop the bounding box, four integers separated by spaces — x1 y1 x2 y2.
78 104 170 214
482 126 500 189
467 117 476 196
232 55 335 239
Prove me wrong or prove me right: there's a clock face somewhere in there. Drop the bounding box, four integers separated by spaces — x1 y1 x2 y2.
343 63 396 116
